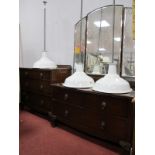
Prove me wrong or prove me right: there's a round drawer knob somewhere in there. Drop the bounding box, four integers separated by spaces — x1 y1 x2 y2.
48 112 53 116
101 101 107 110
101 121 106 129
40 72 43 77
40 84 43 89
64 110 69 116
64 94 69 100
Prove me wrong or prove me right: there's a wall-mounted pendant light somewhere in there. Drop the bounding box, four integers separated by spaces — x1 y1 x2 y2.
63 0 94 88
93 0 132 93
33 1 57 69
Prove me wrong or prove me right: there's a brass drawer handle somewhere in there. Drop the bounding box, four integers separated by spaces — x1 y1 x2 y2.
48 111 53 116
64 110 69 116
40 84 44 89
64 94 69 100
101 101 107 110
101 121 106 129
40 72 43 77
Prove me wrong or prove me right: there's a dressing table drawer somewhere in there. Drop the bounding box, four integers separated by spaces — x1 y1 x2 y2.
85 94 129 118
52 87 86 108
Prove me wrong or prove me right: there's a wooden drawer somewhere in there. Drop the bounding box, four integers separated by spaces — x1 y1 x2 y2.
20 79 51 95
53 100 85 124
52 87 86 108
50 69 71 83
86 93 129 118
106 117 131 143
20 69 50 80
21 91 52 114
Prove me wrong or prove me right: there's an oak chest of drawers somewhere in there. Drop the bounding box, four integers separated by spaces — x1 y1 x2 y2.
19 65 71 116
50 84 135 153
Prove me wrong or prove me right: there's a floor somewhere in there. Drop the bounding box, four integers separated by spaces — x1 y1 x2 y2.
19 111 128 155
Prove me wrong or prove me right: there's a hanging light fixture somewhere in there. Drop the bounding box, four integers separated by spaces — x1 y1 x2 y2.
63 0 94 88
93 63 132 93
93 0 132 93
33 1 57 69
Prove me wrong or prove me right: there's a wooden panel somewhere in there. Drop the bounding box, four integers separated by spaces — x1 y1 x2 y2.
106 117 130 142
53 100 85 124
85 93 129 117
50 68 72 83
20 69 50 80
20 79 51 95
21 91 52 114
52 87 87 108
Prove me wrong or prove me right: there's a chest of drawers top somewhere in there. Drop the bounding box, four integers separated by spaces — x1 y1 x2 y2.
20 65 71 81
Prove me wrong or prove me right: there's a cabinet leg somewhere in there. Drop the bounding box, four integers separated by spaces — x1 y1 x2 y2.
50 114 57 127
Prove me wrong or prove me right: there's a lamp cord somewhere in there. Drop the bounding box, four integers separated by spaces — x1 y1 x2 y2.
43 1 47 52
112 0 116 62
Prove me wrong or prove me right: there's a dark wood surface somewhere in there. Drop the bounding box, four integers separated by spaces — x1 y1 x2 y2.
50 83 135 154
19 66 71 116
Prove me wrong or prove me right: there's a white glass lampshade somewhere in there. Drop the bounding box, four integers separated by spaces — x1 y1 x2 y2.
33 2 57 69
63 63 94 88
33 51 57 69
93 63 132 93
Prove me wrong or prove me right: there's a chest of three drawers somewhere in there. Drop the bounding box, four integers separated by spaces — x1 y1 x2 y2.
20 66 71 115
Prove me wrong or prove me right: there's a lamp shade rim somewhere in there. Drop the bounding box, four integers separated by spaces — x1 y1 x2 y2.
33 51 57 69
93 87 132 94
63 71 94 88
63 83 93 89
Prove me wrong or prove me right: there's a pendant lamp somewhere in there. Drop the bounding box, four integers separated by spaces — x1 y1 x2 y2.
64 63 94 88
93 0 132 93
63 0 94 88
93 63 132 93
33 1 57 69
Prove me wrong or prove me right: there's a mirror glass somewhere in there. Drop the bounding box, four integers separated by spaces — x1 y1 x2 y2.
73 17 86 72
122 7 135 77
85 5 123 75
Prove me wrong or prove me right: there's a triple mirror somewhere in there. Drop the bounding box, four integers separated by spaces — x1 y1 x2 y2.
74 5 135 79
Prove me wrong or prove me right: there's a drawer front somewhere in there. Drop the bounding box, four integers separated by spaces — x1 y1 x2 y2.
32 94 52 114
52 87 86 108
21 92 52 114
21 91 35 108
20 79 51 95
86 94 129 118
53 100 85 124
50 69 71 83
20 69 50 80
106 117 131 142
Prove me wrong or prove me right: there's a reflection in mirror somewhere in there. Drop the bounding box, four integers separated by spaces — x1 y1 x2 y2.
85 5 123 75
122 8 135 77
73 17 86 72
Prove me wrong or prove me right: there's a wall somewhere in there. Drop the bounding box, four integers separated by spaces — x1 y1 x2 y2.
19 0 132 68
